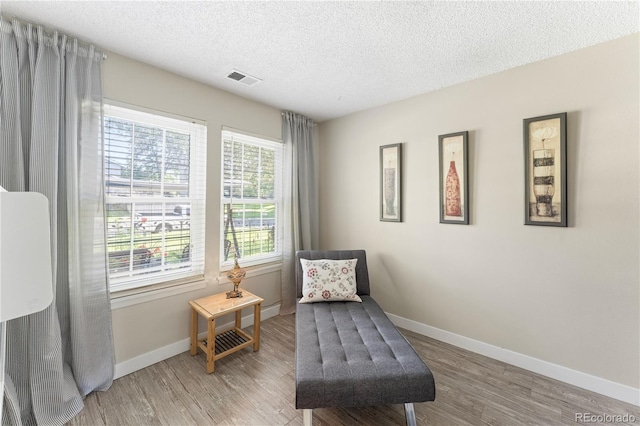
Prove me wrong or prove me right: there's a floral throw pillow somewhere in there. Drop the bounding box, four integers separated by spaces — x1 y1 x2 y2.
299 258 362 303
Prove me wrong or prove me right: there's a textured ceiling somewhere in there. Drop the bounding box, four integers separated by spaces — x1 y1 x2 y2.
1 1 638 122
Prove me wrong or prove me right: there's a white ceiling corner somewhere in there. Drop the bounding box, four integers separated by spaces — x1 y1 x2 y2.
1 1 638 122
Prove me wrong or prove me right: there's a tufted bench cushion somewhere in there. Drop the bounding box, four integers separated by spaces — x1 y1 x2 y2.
295 296 436 409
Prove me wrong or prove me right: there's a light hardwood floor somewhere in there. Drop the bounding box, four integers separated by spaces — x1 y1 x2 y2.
68 314 640 425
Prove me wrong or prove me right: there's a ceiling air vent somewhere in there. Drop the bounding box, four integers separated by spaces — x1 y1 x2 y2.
227 70 262 87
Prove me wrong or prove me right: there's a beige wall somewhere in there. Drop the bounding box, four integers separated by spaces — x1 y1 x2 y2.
318 34 639 388
103 53 283 363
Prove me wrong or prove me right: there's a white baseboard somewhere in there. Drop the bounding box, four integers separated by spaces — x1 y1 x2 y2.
114 304 638 407
386 312 640 407
114 303 281 380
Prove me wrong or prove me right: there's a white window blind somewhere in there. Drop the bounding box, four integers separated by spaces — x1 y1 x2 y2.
221 129 283 268
104 103 207 292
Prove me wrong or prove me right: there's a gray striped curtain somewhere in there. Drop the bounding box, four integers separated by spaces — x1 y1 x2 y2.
0 17 114 425
280 112 319 315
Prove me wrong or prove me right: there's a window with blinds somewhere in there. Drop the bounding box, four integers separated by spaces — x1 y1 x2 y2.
221 129 282 268
104 103 207 292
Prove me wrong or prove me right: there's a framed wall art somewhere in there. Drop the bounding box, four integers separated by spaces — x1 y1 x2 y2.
439 131 469 224
524 112 567 227
380 143 402 222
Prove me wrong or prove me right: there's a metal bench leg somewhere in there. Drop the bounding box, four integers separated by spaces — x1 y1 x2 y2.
404 403 416 426
303 409 313 426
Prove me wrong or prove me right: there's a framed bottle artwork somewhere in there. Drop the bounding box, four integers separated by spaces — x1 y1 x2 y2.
380 143 402 222
524 112 567 227
439 131 469 225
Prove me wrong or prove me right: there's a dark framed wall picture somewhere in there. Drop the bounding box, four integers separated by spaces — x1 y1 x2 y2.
380 143 402 222
439 131 469 224
524 112 567 227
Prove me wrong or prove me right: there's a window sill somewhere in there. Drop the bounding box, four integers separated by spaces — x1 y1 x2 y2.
217 262 282 285
110 276 206 310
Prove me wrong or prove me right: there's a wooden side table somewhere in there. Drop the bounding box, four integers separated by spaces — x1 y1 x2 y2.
189 290 264 373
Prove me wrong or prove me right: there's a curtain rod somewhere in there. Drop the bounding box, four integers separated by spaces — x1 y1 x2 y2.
1 13 107 61
281 112 317 126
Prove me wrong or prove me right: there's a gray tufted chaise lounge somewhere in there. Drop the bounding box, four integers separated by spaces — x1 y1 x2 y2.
295 250 436 426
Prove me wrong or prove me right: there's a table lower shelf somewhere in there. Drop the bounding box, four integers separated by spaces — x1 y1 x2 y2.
197 328 254 360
